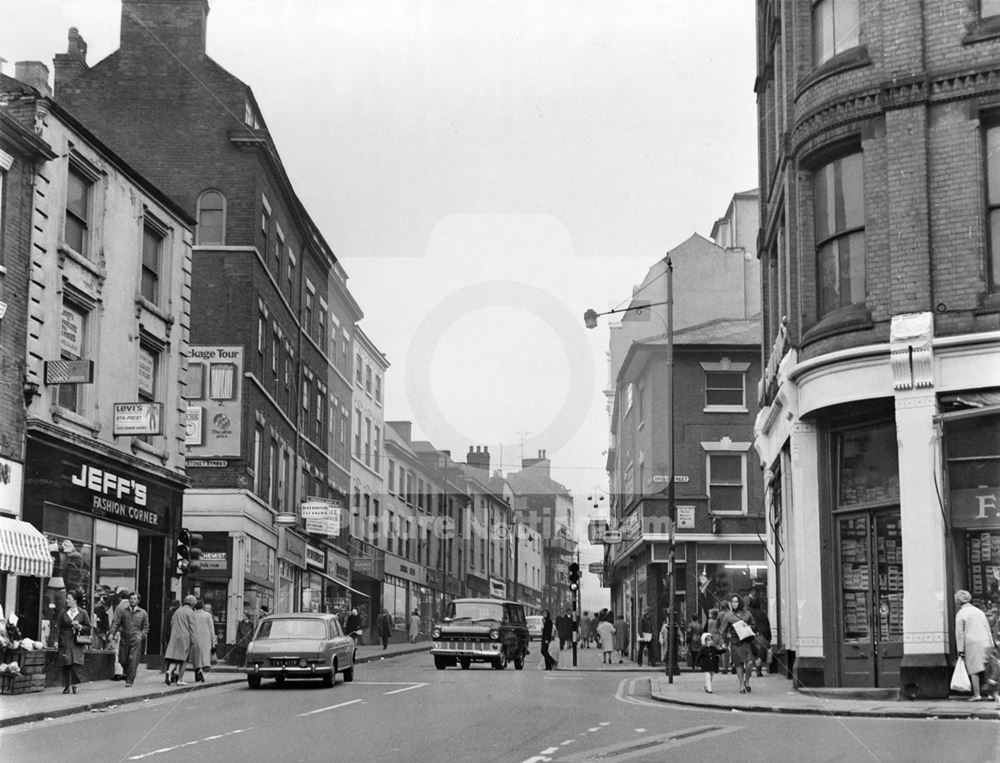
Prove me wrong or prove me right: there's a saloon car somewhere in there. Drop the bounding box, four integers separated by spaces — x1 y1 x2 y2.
431 598 530 670
243 612 356 688
526 615 543 642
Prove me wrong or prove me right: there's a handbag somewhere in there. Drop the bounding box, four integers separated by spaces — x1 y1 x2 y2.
732 619 755 642
75 633 93 646
641 632 653 642
950 656 972 693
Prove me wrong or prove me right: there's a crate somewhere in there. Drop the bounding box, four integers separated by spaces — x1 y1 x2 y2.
8 649 49 675
0 673 46 694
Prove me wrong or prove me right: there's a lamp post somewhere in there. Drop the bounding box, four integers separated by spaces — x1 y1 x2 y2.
585 257 676 683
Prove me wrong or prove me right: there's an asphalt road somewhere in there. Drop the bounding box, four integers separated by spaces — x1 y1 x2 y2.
2 652 997 762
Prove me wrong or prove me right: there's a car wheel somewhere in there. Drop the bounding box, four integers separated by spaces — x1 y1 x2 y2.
513 652 525 670
321 659 336 688
342 659 355 683
434 656 449 670
493 650 508 670
246 674 262 689
459 657 471 670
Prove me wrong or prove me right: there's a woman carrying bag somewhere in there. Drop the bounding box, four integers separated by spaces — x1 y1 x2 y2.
954 589 995 701
55 591 91 694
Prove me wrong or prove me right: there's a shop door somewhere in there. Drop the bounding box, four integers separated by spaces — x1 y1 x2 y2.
837 510 903 688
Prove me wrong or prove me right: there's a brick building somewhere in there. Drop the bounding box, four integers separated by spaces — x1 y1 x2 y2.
49 0 365 654
1 63 193 656
754 1 1000 696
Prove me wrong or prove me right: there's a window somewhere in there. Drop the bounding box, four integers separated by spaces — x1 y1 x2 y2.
364 417 372 467
374 375 382 404
814 152 865 318
373 426 381 472
302 375 311 428
703 441 750 515
65 164 92 255
287 249 296 293
355 353 363 385
365 365 372 395
275 225 284 270
304 282 314 337
315 386 325 444
354 409 362 457
637 378 645 425
253 427 264 497
388 458 396 493
702 361 750 410
260 200 270 263
318 301 327 350
812 0 860 66
57 302 87 412
269 437 279 508
137 342 160 439
196 190 225 245
341 329 349 370
139 221 164 304
986 125 1000 291
982 0 1000 18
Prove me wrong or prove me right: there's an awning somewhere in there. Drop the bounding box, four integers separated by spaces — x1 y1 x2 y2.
0 516 53 578
317 572 370 599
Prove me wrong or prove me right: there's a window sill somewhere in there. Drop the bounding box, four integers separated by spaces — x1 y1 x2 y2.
131 437 168 463
135 294 175 326
57 242 105 279
703 405 749 414
51 405 101 435
801 303 874 348
973 292 1000 315
797 46 871 95
963 17 1000 45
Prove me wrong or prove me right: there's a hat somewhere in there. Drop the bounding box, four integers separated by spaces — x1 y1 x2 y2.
701 632 714 647
955 589 973 605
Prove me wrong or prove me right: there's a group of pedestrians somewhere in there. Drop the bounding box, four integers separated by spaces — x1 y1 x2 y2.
691 594 771 694
163 594 217 686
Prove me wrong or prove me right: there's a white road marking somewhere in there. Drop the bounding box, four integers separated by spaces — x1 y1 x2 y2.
543 675 584 679
541 747 560 754
296 698 364 716
587 727 600 732
635 728 646 733
560 740 574 745
557 726 742 762
521 757 551 763
126 727 252 759
383 682 428 695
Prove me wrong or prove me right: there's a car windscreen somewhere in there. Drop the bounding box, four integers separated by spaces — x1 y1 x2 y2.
256 619 328 639
447 602 505 621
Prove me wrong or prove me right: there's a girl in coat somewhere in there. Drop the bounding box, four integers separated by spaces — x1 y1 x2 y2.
697 632 728 693
955 589 996 701
55 591 90 693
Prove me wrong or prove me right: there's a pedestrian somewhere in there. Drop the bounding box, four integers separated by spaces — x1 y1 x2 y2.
748 597 771 677
954 589 996 701
718 594 756 694
192 599 216 682
596 614 616 665
55 591 90 694
164 595 199 686
161 600 180 671
376 608 393 649
579 611 591 647
636 607 654 666
233 606 255 666
345 607 362 644
556 609 572 650
408 608 422 644
540 610 557 669
697 632 727 693
109 592 149 688
92 595 110 650
613 613 628 663
707 607 727 673
685 614 704 669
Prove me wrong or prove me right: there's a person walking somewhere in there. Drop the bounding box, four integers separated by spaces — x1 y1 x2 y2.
707 607 727 673
164 595 199 686
345 608 362 644
233 606 255 666
685 614 704 670
613 613 628 663
192 600 216 682
55 591 90 694
579 611 591 648
540 610 557 670
556 609 573 650
376 608 393 649
636 608 654 666
109 592 149 688
748 597 771 677
697 632 727 693
596 614 616 665
718 594 756 693
955 589 996 701
160 600 180 672
408 608 422 644
92 595 110 650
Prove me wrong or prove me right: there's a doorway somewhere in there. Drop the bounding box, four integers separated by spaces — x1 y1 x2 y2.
836 509 903 687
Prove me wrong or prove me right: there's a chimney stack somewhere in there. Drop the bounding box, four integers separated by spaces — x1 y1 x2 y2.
387 421 411 443
13 61 51 97
53 27 88 96
120 0 210 62
467 446 490 472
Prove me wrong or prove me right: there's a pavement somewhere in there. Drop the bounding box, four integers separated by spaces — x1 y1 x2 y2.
3 640 998 727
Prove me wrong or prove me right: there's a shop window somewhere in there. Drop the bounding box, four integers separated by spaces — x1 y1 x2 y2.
812 0 860 66
64 162 93 256
836 425 900 507
196 189 225 245
814 151 866 318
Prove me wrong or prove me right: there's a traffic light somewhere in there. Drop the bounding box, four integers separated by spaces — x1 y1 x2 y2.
175 528 203 576
568 562 580 593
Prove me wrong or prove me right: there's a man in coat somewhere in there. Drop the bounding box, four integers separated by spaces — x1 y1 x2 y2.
636 608 655 666
165 595 199 685
556 609 573 650
110 592 149 687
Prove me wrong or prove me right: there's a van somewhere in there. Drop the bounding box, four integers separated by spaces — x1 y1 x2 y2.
430 598 530 670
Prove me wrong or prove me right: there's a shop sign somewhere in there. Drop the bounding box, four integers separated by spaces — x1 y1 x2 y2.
676 505 696 529
588 561 605 574
185 346 243 458
301 499 342 536
44 359 93 385
951 487 1000 529
278 528 306 567
187 459 227 468
620 511 641 546
199 551 227 573
306 543 325 569
113 402 163 436
489 578 506 598
0 457 24 517
384 553 425 583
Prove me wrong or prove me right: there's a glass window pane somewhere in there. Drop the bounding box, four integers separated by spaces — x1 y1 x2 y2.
814 162 833 241
834 0 860 52
840 152 864 228
67 168 88 218
818 240 839 315
991 211 1000 288
711 485 743 513
812 1 833 64
64 216 85 254
982 0 1000 18
711 454 743 483
846 231 866 303
988 128 1000 205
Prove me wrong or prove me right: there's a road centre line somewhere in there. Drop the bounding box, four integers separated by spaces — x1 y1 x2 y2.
126 727 252 759
383 682 428 695
297 698 364 716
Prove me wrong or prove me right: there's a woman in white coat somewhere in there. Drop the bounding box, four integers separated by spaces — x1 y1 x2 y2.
955 589 995 701
192 599 216 682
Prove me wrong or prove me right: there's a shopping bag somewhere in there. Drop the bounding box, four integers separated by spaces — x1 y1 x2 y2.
732 620 755 642
548 641 561 667
951 656 972 693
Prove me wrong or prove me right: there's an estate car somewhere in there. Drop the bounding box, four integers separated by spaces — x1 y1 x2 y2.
431 598 530 670
243 612 356 688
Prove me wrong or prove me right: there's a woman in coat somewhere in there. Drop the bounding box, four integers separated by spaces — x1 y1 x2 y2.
613 614 629 663
718 594 756 694
955 589 996 701
165 595 199 685
55 591 90 693
192 600 216 681
407 609 421 644
376 608 392 649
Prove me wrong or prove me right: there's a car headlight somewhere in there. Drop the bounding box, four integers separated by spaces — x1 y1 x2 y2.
490 629 500 640
432 627 442 639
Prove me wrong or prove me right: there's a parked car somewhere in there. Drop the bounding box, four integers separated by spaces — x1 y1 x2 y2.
243 612 356 689
526 615 543 642
431 598 530 670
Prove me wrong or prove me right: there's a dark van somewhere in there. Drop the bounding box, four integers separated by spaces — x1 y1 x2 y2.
430 598 530 670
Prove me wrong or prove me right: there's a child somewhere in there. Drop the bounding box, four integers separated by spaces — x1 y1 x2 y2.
697 631 727 693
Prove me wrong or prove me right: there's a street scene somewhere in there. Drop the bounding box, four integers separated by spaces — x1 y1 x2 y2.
2 1 1000 761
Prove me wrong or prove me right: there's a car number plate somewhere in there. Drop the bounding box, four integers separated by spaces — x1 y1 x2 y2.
272 658 297 667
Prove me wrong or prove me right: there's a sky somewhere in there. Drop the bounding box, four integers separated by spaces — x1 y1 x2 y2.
2 0 759 611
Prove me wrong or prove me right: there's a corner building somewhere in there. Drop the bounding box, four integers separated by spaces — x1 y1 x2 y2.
53 0 365 655
754 1 1000 696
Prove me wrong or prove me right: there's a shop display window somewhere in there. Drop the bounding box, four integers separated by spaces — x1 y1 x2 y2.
836 425 900 507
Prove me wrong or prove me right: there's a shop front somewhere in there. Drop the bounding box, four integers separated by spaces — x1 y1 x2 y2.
277 528 306 614
1 455 52 617
184 532 231 658
383 554 426 636
18 433 183 667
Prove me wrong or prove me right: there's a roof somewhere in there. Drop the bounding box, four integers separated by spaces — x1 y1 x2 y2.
641 317 761 347
505 469 571 498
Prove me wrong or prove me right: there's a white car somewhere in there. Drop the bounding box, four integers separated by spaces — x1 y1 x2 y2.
526 615 543 641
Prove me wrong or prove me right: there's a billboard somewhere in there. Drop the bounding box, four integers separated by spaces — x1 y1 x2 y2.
185 346 243 458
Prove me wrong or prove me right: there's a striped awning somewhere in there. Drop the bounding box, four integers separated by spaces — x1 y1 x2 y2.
0 516 53 578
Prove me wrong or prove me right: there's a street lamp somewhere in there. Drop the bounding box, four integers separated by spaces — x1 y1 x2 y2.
583 257 677 683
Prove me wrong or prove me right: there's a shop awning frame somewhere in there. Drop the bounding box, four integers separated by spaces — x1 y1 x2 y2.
313 569 370 598
0 516 54 578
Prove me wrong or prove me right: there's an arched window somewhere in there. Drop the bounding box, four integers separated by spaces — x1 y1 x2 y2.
196 190 226 245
